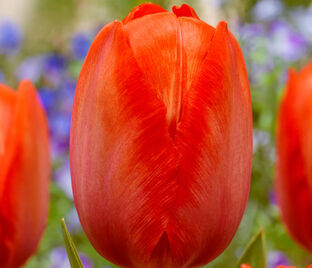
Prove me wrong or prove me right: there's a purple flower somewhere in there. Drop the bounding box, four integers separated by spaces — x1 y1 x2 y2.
66 208 82 233
49 112 71 160
49 113 71 140
16 56 45 82
54 160 73 199
0 70 5 83
269 19 308 62
253 0 283 22
291 7 312 44
0 20 23 55
268 251 290 268
268 190 278 206
238 23 265 41
253 129 271 153
49 247 93 268
70 32 92 60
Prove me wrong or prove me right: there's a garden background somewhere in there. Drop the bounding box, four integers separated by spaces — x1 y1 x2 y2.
1 0 311 267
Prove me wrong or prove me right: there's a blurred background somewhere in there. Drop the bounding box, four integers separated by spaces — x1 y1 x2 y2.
1 0 312 267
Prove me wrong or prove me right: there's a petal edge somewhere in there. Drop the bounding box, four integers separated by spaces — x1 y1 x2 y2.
123 3 167 24
172 4 200 19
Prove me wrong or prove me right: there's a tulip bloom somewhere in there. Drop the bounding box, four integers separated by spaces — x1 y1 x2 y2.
0 80 50 267
70 3 252 267
241 264 252 268
276 63 312 252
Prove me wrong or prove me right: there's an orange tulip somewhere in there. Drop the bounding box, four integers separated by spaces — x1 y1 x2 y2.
0 80 50 267
276 63 312 252
241 264 252 268
70 3 252 267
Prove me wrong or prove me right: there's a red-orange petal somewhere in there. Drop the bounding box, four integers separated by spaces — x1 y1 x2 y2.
0 81 50 267
122 3 167 24
173 21 252 266
172 4 200 19
241 264 252 268
0 83 17 199
276 63 312 252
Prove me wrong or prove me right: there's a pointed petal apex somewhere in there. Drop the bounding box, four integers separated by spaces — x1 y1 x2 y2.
215 21 228 33
172 4 200 19
123 3 167 24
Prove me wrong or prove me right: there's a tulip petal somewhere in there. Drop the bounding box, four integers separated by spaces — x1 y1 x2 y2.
276 67 312 252
122 3 167 24
0 81 50 267
172 4 200 19
124 13 215 138
294 64 312 194
124 12 187 137
71 20 170 267
0 84 18 199
161 21 252 266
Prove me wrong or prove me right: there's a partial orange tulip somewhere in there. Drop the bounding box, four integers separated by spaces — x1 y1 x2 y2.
70 3 252 267
276 63 312 252
0 80 50 267
241 264 252 268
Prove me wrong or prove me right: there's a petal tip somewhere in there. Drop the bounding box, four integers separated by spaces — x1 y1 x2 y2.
172 4 200 19
17 79 36 94
122 3 167 24
216 21 228 31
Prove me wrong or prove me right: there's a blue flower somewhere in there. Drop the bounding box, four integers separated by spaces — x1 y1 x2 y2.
0 20 23 55
58 78 76 114
38 87 57 115
70 32 92 60
49 112 71 144
44 53 67 86
48 110 72 161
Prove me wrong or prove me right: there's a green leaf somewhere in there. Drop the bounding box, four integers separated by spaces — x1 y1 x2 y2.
234 229 267 268
61 218 84 268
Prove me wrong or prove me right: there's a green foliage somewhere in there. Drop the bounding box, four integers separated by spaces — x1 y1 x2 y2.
61 219 84 268
234 229 267 268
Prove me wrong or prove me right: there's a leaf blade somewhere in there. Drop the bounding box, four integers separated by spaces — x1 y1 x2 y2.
61 218 84 268
234 229 267 268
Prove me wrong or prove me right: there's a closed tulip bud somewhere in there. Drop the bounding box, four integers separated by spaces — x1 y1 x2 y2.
70 3 252 268
276 63 312 253
0 80 50 267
